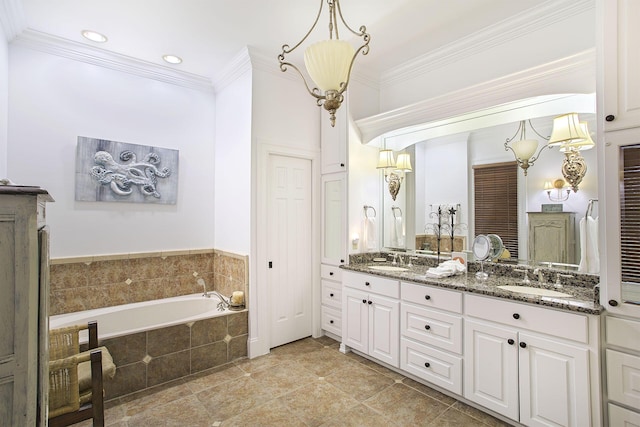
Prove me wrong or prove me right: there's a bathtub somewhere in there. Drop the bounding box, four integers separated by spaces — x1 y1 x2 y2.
49 293 235 340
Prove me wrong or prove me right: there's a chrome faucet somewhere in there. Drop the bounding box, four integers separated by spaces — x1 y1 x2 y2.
514 269 531 285
533 268 545 284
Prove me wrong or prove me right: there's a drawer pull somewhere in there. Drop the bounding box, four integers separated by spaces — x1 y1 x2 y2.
508 339 515 345
329 271 334 276
365 281 370 286
424 295 431 300
513 313 520 320
329 320 334 324
368 300 372 305
424 325 431 330
609 299 619 307
519 342 527 349
424 362 430 368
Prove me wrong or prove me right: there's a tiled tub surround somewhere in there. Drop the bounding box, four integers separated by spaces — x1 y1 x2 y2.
347 252 602 314
100 309 248 400
49 249 248 315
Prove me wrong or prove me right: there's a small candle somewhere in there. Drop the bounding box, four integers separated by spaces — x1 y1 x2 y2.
231 291 244 305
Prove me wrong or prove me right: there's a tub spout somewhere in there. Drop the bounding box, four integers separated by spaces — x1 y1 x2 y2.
197 278 209 298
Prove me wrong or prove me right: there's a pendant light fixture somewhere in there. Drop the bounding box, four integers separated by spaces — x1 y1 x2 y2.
278 0 370 127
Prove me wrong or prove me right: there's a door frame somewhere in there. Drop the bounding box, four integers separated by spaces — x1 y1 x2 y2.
250 140 321 358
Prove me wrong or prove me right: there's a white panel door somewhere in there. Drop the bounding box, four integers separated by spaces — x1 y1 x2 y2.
464 319 519 421
518 333 591 427
369 294 400 367
268 155 313 348
342 287 368 353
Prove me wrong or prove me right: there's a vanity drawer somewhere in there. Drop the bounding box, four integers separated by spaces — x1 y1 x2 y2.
400 337 462 395
342 271 399 298
321 264 342 282
321 280 342 309
321 306 342 336
607 316 640 351
606 349 640 409
465 294 589 344
401 303 462 354
402 282 462 313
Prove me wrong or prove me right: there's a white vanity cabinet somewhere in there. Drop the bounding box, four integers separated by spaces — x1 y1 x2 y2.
400 282 463 394
463 294 601 426
341 271 400 367
320 265 342 338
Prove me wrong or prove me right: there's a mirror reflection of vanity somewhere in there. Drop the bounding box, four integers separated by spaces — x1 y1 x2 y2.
373 94 598 268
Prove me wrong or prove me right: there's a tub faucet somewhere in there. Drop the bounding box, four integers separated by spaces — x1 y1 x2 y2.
209 290 231 311
197 278 209 297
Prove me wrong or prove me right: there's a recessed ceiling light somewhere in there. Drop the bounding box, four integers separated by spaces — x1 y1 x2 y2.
81 30 108 43
162 54 183 65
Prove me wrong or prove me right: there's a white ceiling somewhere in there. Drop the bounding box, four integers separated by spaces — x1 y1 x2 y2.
16 0 545 81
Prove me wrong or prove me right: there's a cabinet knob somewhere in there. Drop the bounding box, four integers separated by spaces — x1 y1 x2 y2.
508 339 515 345
362 299 367 304
329 320 334 324
368 300 372 305
605 114 615 122
609 299 619 307
340 259 345 263
424 295 431 300
424 325 431 330
329 271 334 276
513 313 520 320
330 293 334 297
365 281 370 286
519 342 527 349
340 163 345 167
424 362 430 368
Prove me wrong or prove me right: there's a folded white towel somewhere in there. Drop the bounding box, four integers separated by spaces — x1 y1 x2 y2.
425 259 466 278
363 217 377 251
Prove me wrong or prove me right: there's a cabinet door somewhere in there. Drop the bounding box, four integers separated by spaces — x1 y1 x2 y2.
528 213 575 265
342 287 368 353
321 104 348 174
369 294 400 367
321 173 347 266
602 0 640 131
464 319 519 421
518 333 591 427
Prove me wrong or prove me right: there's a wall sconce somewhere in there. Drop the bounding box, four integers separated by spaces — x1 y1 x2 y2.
549 113 593 192
377 149 412 201
278 0 370 127
544 178 570 202
504 120 550 175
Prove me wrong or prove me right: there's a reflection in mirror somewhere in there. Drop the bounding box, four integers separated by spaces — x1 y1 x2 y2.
379 96 598 270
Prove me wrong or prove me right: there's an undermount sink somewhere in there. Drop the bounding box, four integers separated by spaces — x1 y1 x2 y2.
497 285 573 298
368 265 409 272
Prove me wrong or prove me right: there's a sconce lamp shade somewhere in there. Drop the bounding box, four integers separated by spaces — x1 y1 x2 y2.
512 139 539 161
559 122 595 152
548 113 590 147
395 153 413 172
544 180 554 191
376 149 396 169
304 40 355 92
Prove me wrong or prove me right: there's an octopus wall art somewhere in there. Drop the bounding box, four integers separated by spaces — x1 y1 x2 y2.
75 136 179 204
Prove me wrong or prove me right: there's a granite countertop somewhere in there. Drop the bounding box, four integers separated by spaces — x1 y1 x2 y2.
341 262 603 315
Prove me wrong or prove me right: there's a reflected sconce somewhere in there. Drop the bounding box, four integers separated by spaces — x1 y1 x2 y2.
377 149 412 201
504 120 550 175
278 0 370 127
544 178 570 202
548 113 593 192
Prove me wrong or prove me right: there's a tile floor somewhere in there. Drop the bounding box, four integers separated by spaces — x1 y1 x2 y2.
77 336 512 426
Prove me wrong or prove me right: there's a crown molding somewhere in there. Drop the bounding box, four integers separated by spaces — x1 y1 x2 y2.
0 0 27 41
11 29 215 92
380 0 594 88
356 49 596 144
211 46 253 92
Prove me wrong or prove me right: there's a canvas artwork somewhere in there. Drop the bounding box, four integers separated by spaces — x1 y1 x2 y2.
75 136 179 204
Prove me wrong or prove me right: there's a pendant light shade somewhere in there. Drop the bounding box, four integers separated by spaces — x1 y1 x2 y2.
511 139 539 161
304 40 355 92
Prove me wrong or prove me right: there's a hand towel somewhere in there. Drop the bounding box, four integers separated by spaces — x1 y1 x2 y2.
363 217 377 251
579 216 599 274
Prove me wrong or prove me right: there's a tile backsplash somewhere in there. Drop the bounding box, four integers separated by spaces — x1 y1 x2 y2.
50 249 248 315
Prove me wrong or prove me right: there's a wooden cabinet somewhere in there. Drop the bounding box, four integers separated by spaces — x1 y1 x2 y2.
0 187 53 426
341 271 400 367
527 212 576 265
602 0 640 131
464 294 598 426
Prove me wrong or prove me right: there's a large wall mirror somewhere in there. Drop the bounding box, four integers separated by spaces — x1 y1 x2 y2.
376 94 598 270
